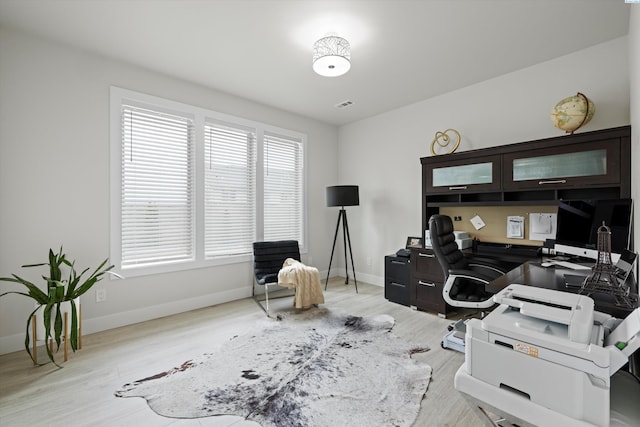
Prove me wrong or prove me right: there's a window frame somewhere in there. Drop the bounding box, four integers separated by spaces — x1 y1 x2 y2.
110 87 307 278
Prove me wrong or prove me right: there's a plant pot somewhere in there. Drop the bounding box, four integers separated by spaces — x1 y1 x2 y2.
31 297 81 364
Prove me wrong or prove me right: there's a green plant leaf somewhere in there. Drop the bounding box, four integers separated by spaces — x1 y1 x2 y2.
0 275 49 303
42 301 58 366
71 259 113 298
24 305 41 364
53 303 62 349
48 247 65 283
1 290 36 299
66 265 90 299
70 300 78 352
20 262 48 268
65 261 80 299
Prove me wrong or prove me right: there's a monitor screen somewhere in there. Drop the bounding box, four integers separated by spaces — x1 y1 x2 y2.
554 198 632 262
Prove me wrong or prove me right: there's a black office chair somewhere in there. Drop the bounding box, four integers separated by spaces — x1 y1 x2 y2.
429 215 508 310
252 240 300 317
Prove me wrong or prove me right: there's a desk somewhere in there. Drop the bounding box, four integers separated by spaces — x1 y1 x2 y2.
488 260 640 375
488 260 638 319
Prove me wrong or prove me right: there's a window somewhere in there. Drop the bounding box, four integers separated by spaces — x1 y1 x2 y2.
264 132 304 242
120 105 195 268
110 87 306 277
204 121 256 258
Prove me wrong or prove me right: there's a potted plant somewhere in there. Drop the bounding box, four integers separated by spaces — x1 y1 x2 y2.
0 247 120 366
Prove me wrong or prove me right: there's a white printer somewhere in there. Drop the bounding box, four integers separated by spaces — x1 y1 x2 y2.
455 285 640 427
453 231 473 250
425 230 472 249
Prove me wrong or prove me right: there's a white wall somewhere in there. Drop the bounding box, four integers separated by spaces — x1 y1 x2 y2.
630 6 640 256
2 22 636 355
338 36 631 286
0 27 339 354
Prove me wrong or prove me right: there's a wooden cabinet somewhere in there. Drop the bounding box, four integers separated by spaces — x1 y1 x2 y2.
425 155 501 193
384 255 411 306
410 248 451 317
420 126 631 233
503 139 620 191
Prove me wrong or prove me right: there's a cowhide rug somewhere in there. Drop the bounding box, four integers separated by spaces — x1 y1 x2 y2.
115 308 431 427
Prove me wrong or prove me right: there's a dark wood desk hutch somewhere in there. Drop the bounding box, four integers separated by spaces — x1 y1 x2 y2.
409 125 631 317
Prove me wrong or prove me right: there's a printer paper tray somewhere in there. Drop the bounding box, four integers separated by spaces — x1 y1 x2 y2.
456 365 640 427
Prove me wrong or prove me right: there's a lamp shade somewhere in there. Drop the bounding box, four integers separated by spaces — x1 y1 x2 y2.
313 36 351 77
326 185 359 207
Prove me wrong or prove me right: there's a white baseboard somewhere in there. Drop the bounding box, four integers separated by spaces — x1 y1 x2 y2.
355 271 384 287
326 268 383 287
81 286 251 335
0 286 251 356
0 269 384 356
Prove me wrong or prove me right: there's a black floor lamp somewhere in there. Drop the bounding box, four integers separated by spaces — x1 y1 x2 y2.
325 185 358 293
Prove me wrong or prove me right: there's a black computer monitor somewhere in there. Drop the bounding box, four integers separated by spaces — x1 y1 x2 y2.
554 198 632 263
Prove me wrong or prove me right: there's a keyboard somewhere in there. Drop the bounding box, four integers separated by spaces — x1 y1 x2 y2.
552 260 592 270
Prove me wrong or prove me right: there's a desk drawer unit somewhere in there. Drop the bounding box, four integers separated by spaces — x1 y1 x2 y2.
410 248 451 317
384 256 411 306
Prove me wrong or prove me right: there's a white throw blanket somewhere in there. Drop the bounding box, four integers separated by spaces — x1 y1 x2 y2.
278 258 325 308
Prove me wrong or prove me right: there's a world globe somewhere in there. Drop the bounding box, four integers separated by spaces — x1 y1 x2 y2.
550 92 595 134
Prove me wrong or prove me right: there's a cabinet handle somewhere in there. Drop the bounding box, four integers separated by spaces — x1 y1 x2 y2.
391 260 406 265
418 280 436 287
390 282 406 288
538 179 567 185
448 186 468 190
418 253 435 258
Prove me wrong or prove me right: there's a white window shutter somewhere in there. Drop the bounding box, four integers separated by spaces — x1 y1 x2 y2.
121 105 194 267
263 132 304 245
204 122 257 257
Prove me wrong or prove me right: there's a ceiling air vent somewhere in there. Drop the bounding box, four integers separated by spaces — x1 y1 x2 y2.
334 100 353 109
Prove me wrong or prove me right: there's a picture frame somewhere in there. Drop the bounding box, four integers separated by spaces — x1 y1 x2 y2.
406 236 423 249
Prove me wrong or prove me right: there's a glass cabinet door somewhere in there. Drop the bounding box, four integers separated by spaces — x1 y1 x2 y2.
503 139 620 190
426 155 501 192
512 149 606 181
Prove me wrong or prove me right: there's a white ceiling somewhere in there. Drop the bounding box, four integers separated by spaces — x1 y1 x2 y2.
0 0 630 126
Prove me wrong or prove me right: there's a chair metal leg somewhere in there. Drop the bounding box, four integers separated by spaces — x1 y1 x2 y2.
252 281 269 317
253 283 276 317
253 281 296 318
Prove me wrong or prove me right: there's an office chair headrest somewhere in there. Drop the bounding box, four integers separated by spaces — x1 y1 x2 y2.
430 215 454 237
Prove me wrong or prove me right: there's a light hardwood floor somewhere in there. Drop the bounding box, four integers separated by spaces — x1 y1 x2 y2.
0 278 479 427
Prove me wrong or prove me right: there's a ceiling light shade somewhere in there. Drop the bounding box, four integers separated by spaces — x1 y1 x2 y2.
313 36 351 77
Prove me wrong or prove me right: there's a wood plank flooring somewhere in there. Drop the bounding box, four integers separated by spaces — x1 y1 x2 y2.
0 278 479 426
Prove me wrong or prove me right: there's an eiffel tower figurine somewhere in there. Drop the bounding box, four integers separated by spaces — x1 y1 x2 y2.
579 222 635 308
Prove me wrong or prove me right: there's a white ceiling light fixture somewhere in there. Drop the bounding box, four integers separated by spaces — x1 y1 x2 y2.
313 36 351 77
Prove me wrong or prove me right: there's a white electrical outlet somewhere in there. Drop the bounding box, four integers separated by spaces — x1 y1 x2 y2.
96 289 106 303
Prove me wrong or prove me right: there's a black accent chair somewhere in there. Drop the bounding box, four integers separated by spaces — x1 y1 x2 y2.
252 240 300 317
429 215 508 309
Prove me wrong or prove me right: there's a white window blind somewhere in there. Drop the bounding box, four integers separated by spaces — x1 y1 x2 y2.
112 87 307 276
121 105 194 267
263 132 304 245
204 122 257 257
